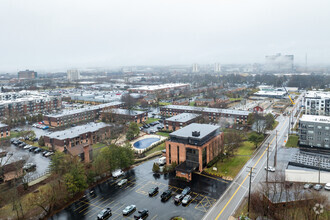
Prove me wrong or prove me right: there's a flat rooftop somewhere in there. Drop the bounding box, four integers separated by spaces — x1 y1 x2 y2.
305 91 330 99
45 101 122 118
300 115 330 124
129 83 189 91
162 105 250 116
46 122 109 140
170 123 220 140
166 113 200 123
254 91 286 96
0 123 8 128
103 108 146 116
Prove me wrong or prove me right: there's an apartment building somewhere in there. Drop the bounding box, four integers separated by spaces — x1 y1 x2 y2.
100 108 148 124
304 91 330 116
44 102 122 127
128 83 189 94
299 115 330 150
44 122 111 152
166 123 224 181
0 123 10 138
165 113 201 131
160 105 250 124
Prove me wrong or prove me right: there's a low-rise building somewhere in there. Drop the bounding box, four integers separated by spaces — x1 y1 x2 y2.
129 83 189 94
0 160 25 183
165 123 224 181
298 115 330 150
165 113 201 131
160 105 250 124
100 108 148 123
44 122 111 152
0 123 10 139
173 98 190 106
44 102 122 127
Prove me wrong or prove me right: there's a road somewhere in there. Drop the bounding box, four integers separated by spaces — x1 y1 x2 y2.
203 93 304 220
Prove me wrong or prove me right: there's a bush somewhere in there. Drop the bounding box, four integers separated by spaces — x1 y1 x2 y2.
152 163 160 173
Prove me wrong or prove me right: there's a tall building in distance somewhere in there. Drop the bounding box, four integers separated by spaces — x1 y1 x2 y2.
67 69 80 82
18 69 37 80
192 63 199 73
264 53 294 73
214 63 221 73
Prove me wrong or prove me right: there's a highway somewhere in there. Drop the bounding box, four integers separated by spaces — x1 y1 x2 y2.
203 93 304 220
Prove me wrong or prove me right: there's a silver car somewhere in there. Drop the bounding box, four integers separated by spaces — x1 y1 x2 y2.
182 195 192 205
122 205 136 215
117 179 128 186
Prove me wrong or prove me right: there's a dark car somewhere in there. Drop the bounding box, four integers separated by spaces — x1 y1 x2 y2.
32 137 38 142
19 143 26 148
97 208 111 219
181 187 191 196
134 209 148 219
29 147 37 152
148 186 159 196
161 190 172 201
34 148 42 153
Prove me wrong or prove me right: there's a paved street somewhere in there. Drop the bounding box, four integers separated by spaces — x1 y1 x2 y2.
203 94 304 220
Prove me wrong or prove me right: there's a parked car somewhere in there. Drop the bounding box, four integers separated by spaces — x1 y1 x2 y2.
117 179 128 187
112 169 124 178
97 208 111 220
264 166 275 172
324 183 330 191
313 184 323 191
18 143 26 148
23 163 36 171
122 204 136 215
34 148 42 153
23 145 31 150
45 152 54 157
42 151 50 156
304 183 313 189
32 137 38 142
161 190 172 201
174 194 184 203
181 187 191 196
29 147 37 152
148 186 159 196
134 209 148 219
182 195 192 205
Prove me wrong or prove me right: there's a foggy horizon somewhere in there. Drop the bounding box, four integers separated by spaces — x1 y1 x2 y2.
1 0 330 72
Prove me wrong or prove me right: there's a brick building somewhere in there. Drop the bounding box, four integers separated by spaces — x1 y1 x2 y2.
44 122 111 152
166 123 224 181
0 123 10 139
160 105 250 124
44 102 122 127
18 69 37 80
165 113 201 131
100 108 148 123
172 98 190 106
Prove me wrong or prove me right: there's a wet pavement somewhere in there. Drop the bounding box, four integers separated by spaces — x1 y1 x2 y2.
50 159 230 220
1 143 51 180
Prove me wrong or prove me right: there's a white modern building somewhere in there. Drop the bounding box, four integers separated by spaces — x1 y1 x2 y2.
214 63 221 73
192 63 199 73
67 69 80 82
304 91 330 116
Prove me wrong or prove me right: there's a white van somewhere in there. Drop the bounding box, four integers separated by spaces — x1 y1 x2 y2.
158 157 166 166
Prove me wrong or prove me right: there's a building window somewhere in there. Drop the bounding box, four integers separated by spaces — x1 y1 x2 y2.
169 144 171 164
177 146 179 164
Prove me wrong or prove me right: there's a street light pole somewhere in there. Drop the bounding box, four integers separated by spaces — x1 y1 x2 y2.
318 156 321 184
274 130 277 167
266 142 269 183
247 167 254 218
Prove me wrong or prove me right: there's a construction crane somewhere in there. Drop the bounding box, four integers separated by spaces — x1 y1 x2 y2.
283 86 295 105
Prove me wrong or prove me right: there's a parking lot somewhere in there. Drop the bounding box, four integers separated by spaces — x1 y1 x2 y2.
50 159 230 220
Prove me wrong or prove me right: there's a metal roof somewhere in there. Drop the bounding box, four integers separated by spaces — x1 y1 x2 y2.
170 123 220 140
166 113 200 123
162 105 250 116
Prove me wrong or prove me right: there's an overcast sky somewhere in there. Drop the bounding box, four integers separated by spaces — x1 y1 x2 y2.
1 0 329 72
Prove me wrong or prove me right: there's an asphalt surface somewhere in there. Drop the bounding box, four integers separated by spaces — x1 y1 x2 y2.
203 94 304 220
50 159 230 220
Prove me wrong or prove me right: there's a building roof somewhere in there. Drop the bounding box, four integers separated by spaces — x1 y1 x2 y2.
66 144 90 156
45 101 122 118
0 123 8 128
45 122 109 140
170 123 220 140
305 91 330 99
166 113 200 123
300 115 330 124
103 108 146 116
254 90 286 96
162 105 250 116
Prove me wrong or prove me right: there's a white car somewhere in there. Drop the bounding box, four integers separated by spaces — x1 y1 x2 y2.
23 145 31 150
264 166 275 172
324 183 330 191
117 179 128 186
112 169 124 178
45 152 54 157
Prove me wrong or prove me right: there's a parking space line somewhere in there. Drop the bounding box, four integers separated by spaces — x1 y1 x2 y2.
151 214 158 220
187 193 199 206
196 172 229 183
79 197 105 213
129 178 149 191
74 195 99 211
84 198 113 216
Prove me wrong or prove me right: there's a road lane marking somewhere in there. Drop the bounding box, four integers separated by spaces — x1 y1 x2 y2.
214 119 288 220
151 214 158 220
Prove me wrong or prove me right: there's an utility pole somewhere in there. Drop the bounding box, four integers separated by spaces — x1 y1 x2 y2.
318 156 321 184
266 142 270 183
247 167 255 218
274 130 278 167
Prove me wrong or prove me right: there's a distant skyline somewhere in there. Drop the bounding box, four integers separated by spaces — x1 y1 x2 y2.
1 0 330 72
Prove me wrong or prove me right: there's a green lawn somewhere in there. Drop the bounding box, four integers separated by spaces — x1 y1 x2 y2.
205 141 255 179
145 142 165 156
189 101 195 106
159 102 171 106
156 132 170 137
229 98 242 101
273 121 279 130
286 135 299 148
146 118 159 124
92 142 105 149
